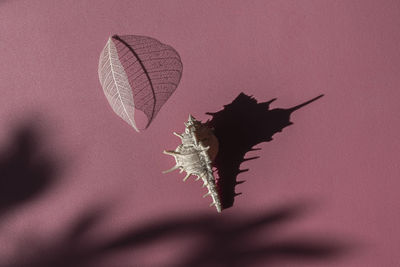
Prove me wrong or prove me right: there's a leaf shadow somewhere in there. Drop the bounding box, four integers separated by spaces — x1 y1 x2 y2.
206 93 324 210
176 202 347 267
17 201 350 267
0 122 60 217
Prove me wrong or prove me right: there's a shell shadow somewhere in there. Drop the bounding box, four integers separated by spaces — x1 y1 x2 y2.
206 93 324 210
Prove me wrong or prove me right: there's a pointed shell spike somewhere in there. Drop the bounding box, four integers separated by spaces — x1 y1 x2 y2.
162 165 180 174
163 150 180 156
209 202 216 207
183 172 191 182
203 191 211 198
173 132 183 138
188 114 195 122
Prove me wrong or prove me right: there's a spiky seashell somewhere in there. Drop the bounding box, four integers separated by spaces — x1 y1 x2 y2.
163 115 221 212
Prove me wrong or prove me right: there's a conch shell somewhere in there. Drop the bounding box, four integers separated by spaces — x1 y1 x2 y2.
163 115 221 212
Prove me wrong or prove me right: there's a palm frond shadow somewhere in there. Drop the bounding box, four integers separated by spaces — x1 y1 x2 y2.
0 122 60 217
206 93 324 210
21 202 349 267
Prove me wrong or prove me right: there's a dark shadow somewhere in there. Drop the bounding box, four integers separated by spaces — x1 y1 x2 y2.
206 93 324 210
0 0 16 6
21 209 106 267
0 122 60 217
14 201 350 267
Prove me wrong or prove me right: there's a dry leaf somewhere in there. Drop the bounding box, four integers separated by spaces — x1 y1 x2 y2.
98 35 183 131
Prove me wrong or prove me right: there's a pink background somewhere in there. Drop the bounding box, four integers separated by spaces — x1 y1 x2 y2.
0 0 399 266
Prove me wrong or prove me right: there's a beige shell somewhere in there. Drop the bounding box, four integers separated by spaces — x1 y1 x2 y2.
163 115 221 212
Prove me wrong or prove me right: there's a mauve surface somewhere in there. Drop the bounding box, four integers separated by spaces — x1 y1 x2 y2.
0 0 399 266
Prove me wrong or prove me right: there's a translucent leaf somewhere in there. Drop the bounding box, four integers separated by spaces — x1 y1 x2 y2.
98 35 183 132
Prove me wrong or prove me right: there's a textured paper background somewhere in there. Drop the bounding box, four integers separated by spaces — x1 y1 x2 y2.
0 1 399 266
